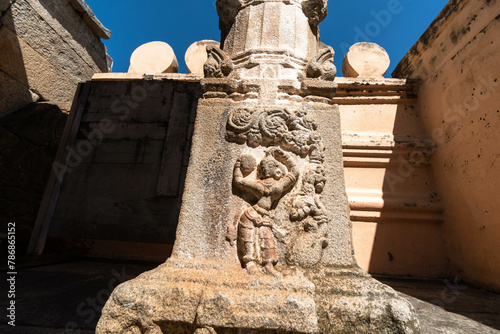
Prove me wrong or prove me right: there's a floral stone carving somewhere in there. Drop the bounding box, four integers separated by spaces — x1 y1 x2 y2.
226 107 324 160
306 42 337 81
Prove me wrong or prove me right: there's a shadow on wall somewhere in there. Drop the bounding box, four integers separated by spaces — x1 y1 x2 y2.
37 0 109 70
0 103 68 256
370 103 449 278
0 7 71 256
370 102 500 330
44 80 202 251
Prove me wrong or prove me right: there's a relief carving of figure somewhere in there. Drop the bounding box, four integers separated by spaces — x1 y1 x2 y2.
287 165 329 267
228 148 299 277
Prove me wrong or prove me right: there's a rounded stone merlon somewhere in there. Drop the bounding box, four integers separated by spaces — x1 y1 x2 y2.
342 42 390 78
185 40 220 75
128 41 179 74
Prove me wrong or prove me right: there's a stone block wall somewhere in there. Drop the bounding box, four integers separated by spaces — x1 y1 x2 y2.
0 0 111 117
394 0 500 291
43 77 202 251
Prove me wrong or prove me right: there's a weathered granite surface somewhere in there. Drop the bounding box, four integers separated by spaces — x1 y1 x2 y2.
3 260 499 334
97 0 421 332
0 0 110 117
96 98 419 333
342 42 390 78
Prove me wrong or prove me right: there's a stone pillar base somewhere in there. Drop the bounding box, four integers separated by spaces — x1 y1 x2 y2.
96 259 420 334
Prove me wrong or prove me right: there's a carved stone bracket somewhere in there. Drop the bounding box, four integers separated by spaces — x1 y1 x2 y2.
204 46 234 78
306 42 337 81
301 0 328 27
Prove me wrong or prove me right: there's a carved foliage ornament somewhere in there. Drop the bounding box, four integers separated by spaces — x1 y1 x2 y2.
226 107 324 161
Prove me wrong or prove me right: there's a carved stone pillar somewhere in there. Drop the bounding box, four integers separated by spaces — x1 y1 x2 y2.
222 1 318 80
97 1 421 333
204 0 337 103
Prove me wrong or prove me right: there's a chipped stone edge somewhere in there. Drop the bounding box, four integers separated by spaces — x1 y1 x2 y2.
67 0 111 39
91 72 205 82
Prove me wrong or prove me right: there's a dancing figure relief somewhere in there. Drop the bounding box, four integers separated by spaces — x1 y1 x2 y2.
228 148 299 276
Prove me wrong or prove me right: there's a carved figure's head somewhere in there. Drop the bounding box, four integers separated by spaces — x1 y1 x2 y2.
260 156 286 180
313 166 327 193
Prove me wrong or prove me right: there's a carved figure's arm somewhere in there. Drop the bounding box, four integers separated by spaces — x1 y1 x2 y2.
285 153 300 180
233 159 261 193
273 149 299 190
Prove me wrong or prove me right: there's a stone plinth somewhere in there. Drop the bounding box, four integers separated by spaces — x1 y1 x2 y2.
97 260 419 333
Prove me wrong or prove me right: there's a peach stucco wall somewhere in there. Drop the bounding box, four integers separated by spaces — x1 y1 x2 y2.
336 78 449 279
394 0 500 291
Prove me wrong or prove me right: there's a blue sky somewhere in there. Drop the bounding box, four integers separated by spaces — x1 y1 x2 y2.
86 0 449 77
